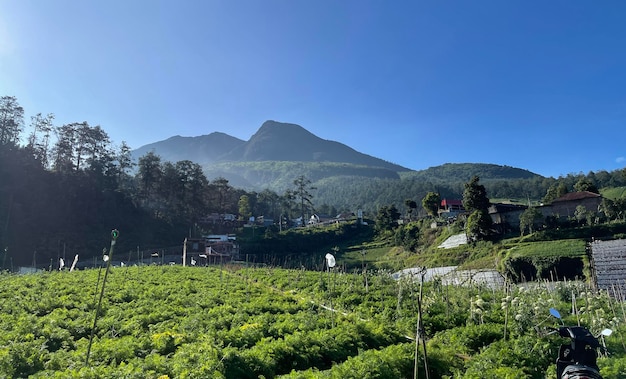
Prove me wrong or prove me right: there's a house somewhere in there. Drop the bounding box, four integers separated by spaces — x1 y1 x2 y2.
488 203 528 229
184 234 240 263
488 191 603 232
439 199 465 218
205 235 239 258
542 191 602 219
309 214 335 226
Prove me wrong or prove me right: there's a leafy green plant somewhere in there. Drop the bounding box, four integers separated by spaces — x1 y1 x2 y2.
0 265 624 378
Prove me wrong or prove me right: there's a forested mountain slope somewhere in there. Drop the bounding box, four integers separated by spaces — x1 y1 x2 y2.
401 162 540 182
131 121 548 209
132 132 245 164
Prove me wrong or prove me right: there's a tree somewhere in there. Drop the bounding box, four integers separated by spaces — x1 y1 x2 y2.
207 177 237 214
404 199 417 220
463 176 490 212
574 205 589 225
50 122 115 176
466 210 492 243
52 123 77 173
542 182 569 204
26 113 55 168
574 177 599 194
137 152 162 206
291 175 316 226
394 222 420 251
616 198 626 221
600 198 616 221
0 96 24 146
257 189 281 221
317 204 338 218
82 124 114 177
375 205 400 233
421 192 441 217
159 161 179 214
115 141 134 190
238 195 252 221
175 160 209 220
599 198 626 222
519 207 543 236
463 176 492 241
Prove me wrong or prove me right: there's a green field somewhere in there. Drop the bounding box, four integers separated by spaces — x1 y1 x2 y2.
502 239 587 259
2 265 626 378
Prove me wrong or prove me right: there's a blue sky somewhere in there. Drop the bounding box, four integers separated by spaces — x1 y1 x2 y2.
2 0 625 178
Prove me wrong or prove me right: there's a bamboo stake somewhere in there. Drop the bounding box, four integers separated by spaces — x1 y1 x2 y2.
608 285 626 352
86 229 118 365
414 268 429 379
503 279 509 341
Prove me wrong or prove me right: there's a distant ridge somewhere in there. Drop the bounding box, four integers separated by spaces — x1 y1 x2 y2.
131 122 542 193
132 132 244 164
131 120 409 172
403 163 540 181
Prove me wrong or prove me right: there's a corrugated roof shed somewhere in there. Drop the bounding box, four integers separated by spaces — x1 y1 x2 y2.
591 239 626 299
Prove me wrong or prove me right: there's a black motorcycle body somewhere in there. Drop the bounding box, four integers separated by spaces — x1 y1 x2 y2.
555 325 602 378
549 308 611 379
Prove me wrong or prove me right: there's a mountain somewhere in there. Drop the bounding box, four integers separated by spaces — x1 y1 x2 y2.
131 121 410 189
219 121 409 172
132 132 244 164
131 121 544 204
132 121 407 171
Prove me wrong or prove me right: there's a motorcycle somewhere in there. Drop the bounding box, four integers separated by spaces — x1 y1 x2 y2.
546 307 612 379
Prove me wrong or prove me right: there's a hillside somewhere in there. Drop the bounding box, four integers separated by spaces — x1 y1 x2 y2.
130 121 547 207
202 161 401 191
132 132 245 164
401 163 541 182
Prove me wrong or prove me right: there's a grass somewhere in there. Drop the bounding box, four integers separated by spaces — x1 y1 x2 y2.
403 245 471 268
341 245 390 268
502 238 586 259
458 255 499 270
378 232 589 275
601 186 626 200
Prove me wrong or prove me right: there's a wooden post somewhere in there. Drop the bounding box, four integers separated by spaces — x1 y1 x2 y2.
414 268 429 379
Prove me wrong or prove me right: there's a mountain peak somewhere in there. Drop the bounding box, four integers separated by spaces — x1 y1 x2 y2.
132 121 409 172
254 120 315 140
260 120 298 128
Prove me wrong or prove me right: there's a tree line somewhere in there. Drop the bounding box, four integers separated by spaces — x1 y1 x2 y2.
0 96 321 268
